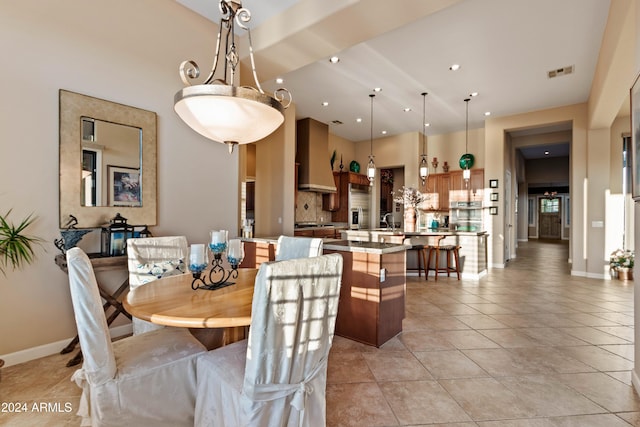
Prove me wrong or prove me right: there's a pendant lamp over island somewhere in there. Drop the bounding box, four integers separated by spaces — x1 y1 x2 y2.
419 92 429 186
173 0 291 153
459 97 475 184
367 94 376 185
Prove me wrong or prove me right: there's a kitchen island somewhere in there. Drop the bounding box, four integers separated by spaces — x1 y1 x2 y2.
240 237 408 347
342 229 488 279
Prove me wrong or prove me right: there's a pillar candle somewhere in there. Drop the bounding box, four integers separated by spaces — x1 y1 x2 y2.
190 244 205 265
227 239 243 260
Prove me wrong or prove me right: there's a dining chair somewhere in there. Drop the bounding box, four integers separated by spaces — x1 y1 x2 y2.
66 247 206 427
275 235 324 261
194 253 344 427
127 236 188 334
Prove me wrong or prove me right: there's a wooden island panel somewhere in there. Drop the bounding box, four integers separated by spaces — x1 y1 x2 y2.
324 249 406 347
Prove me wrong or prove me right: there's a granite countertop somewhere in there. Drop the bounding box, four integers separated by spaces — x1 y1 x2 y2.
343 229 487 237
240 237 408 254
323 240 409 254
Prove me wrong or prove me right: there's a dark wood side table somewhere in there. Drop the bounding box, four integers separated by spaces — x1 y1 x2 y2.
55 253 131 367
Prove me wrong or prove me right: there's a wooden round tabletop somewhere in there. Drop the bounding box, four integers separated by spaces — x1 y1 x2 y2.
124 268 258 328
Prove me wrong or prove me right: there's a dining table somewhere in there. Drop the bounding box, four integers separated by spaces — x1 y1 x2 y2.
123 268 258 329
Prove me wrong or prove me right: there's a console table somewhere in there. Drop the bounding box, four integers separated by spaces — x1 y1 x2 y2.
55 253 131 366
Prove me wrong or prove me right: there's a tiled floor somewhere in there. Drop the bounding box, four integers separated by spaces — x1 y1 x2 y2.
1 239 639 426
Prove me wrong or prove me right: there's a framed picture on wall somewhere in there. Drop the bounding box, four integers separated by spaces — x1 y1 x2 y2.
632 72 640 200
108 165 141 206
490 192 499 202
489 206 498 215
489 179 498 188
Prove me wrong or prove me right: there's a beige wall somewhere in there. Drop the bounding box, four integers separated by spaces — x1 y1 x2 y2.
427 127 485 173
0 0 241 359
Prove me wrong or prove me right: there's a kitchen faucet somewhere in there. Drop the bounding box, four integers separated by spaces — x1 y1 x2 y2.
383 213 395 232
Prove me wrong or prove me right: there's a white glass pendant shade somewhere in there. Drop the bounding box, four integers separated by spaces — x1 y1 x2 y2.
174 85 284 146
367 158 376 180
419 156 428 182
463 168 471 180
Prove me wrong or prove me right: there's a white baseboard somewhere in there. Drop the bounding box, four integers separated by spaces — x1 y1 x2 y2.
1 324 132 367
491 263 506 269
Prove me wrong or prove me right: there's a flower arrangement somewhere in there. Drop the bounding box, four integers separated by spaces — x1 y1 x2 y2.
610 249 634 269
393 186 426 209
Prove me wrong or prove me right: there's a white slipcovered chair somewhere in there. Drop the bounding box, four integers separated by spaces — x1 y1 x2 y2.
66 247 206 427
194 253 344 427
127 236 188 334
275 235 323 261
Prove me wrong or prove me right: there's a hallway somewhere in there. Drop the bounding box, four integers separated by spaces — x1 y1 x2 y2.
0 240 638 426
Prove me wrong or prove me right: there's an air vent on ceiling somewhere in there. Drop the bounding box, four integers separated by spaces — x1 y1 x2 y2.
548 65 574 78
331 120 343 125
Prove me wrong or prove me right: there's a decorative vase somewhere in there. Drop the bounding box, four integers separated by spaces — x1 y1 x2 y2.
404 207 417 232
617 267 633 281
442 162 449 172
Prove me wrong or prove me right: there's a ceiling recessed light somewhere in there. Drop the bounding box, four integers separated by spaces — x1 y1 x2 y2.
544 151 550 155
329 56 340 64
403 107 411 112
484 111 491 116
470 92 478 97
373 87 382 92
449 64 460 71
321 101 329 107
381 130 387 135
425 123 431 127
275 77 284 84
356 118 362 123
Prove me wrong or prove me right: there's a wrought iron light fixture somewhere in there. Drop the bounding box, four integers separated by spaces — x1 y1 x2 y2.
174 0 291 153
459 98 475 184
419 92 429 186
367 94 376 185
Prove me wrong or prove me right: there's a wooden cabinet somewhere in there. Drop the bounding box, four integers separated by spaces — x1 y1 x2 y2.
421 169 484 211
325 248 406 347
294 227 345 239
331 172 369 223
322 172 341 212
380 181 394 214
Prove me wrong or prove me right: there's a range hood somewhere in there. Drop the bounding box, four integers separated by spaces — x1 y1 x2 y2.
296 118 337 193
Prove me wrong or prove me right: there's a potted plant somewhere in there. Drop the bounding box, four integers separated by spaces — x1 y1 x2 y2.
0 210 43 276
393 186 427 232
0 209 43 376
609 248 634 281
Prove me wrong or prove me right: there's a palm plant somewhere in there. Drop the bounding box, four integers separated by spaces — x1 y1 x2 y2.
0 210 43 276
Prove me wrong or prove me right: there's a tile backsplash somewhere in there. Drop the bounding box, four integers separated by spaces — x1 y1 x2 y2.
295 191 333 223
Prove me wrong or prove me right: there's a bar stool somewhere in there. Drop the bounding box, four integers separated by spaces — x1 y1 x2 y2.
427 244 461 281
403 238 428 280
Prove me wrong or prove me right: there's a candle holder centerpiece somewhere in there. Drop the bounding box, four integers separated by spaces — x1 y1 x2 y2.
190 230 245 290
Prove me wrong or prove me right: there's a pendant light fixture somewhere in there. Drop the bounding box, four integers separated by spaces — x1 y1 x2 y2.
174 0 291 153
419 92 429 186
459 97 475 184
367 94 376 185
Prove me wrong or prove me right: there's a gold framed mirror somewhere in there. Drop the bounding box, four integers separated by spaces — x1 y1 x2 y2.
59 90 157 228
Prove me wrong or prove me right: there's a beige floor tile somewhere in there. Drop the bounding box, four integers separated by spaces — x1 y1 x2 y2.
555 372 640 412
516 328 588 347
599 343 635 361
438 330 501 350
327 351 376 384
326 382 398 427
380 380 472 425
478 329 544 348
557 345 634 371
439 377 536 421
399 330 456 352
498 375 606 417
557 327 631 345
594 326 635 341
362 351 432 382
413 350 488 379
455 314 509 329
615 411 640 426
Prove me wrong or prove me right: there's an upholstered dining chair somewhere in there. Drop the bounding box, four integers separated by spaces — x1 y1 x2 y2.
275 235 324 261
66 247 206 427
194 253 344 427
127 236 188 334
